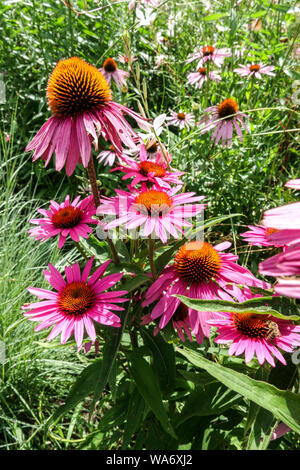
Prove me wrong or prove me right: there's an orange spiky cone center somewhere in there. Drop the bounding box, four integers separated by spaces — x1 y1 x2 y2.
217 98 239 119
174 241 221 283
52 206 83 229
47 56 112 117
134 190 173 217
58 281 95 316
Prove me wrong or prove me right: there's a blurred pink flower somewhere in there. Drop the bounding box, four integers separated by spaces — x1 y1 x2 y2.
187 45 231 68
198 98 249 146
240 225 285 247
259 243 300 299
118 54 137 65
271 423 291 440
166 110 195 130
234 63 275 79
187 67 221 89
100 57 130 88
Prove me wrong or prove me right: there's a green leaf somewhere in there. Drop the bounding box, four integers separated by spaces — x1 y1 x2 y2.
176 383 242 426
203 13 228 21
245 367 276 450
246 408 277 450
175 295 300 321
269 3 291 13
89 306 130 416
141 327 176 396
179 370 217 386
120 273 151 292
126 349 177 439
115 239 130 263
122 389 147 450
177 348 300 434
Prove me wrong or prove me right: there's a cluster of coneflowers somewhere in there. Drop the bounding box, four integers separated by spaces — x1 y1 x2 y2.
165 44 275 146
22 54 300 367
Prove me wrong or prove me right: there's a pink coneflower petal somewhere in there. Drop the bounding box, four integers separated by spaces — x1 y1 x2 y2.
113 144 184 188
198 98 249 146
98 185 206 244
234 63 275 79
29 195 97 249
166 110 195 130
26 57 150 175
22 258 128 351
142 241 271 343
240 225 286 247
209 310 300 367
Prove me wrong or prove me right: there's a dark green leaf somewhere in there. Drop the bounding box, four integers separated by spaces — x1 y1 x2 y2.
177 347 300 434
176 295 300 321
176 383 242 426
127 350 177 439
141 327 176 396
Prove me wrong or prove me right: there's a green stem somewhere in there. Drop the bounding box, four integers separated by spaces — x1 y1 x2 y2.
73 241 89 261
148 236 157 280
87 156 120 265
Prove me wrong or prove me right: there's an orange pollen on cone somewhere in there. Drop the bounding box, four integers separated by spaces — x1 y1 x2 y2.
202 46 215 56
58 281 96 316
134 190 173 218
198 67 207 75
177 113 186 120
103 57 118 72
47 57 112 117
52 206 83 229
139 161 166 178
217 98 239 119
174 241 221 284
232 313 280 340
173 303 189 322
249 64 261 72
109 145 117 152
265 227 279 235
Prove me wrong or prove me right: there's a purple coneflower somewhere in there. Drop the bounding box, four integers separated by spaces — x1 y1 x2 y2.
198 98 249 146
240 225 284 248
22 258 128 351
100 57 130 88
234 63 275 79
142 241 270 342
26 57 149 175
209 311 300 367
113 143 184 188
187 67 221 89
29 195 97 249
97 184 206 244
166 110 195 130
187 45 231 68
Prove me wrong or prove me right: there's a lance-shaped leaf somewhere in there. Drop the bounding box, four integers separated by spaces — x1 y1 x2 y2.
126 349 177 439
175 295 300 321
177 347 300 434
